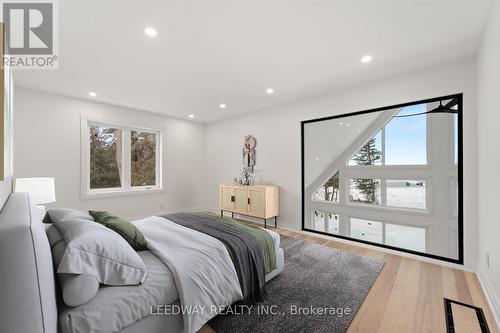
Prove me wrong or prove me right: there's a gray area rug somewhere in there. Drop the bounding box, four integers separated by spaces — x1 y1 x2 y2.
209 236 384 333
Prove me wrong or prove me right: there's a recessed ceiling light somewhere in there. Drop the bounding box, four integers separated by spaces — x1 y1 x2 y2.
219 103 227 109
88 92 97 97
144 27 158 37
188 114 195 119
361 55 373 63
266 88 274 95
339 121 344 125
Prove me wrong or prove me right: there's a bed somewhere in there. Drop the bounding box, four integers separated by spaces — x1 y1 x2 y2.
0 193 284 333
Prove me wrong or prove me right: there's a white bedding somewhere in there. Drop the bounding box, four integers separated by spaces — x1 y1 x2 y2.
58 217 284 333
59 251 178 333
263 228 280 249
133 216 243 333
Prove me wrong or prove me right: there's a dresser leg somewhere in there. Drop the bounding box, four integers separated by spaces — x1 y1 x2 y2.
274 216 277 228
232 212 234 219
220 210 223 218
264 218 267 229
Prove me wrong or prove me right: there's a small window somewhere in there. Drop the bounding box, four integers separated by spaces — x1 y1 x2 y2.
349 178 381 205
312 211 339 234
312 171 340 202
131 131 157 187
89 126 122 189
386 180 426 209
350 218 382 243
348 131 382 166
82 117 162 198
385 223 425 252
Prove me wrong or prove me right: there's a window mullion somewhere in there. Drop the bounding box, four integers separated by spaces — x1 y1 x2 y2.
83 115 91 194
381 128 385 165
123 128 131 189
156 130 161 188
380 179 387 207
382 222 386 244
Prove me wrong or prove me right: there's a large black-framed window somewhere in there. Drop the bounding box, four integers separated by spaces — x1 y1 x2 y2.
301 94 463 264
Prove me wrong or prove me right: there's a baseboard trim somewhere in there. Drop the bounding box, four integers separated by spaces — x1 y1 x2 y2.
477 264 500 330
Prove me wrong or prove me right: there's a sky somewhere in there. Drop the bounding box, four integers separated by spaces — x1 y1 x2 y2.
384 103 427 165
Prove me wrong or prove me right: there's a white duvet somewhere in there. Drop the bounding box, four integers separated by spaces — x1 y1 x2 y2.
133 216 243 333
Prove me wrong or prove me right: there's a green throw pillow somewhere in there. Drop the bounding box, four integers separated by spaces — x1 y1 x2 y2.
88 211 147 251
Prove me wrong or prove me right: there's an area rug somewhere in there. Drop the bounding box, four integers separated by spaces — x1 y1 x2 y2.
209 236 384 333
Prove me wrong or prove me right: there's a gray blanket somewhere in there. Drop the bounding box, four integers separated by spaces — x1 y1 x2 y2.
162 213 265 303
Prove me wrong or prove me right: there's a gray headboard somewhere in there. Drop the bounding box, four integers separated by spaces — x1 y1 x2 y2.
0 193 57 333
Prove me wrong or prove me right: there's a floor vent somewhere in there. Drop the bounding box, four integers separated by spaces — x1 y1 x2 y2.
444 298 490 333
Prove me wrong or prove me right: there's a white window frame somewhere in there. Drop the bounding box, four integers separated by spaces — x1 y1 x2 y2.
346 176 429 212
311 210 341 234
341 106 431 213
80 115 164 199
348 216 428 252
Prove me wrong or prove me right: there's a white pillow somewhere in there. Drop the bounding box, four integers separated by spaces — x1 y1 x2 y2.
54 218 147 286
46 225 100 306
45 208 94 223
58 273 99 307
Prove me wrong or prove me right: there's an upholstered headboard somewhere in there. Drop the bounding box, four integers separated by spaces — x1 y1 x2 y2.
0 193 57 333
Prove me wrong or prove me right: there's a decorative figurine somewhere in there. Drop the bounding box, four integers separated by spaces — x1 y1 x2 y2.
242 135 257 172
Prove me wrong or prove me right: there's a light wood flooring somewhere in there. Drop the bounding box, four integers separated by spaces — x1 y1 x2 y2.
199 221 498 333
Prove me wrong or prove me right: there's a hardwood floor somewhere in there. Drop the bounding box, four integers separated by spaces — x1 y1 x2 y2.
199 222 499 333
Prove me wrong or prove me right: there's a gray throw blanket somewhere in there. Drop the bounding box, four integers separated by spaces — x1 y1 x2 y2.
162 213 265 303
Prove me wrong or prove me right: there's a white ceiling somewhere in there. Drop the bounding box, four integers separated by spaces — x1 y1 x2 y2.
14 0 492 123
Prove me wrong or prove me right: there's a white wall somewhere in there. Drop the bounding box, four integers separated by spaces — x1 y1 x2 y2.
477 0 500 323
0 179 12 209
204 59 478 269
14 88 206 219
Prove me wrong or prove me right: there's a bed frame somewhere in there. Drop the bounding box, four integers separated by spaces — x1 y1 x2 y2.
0 193 58 333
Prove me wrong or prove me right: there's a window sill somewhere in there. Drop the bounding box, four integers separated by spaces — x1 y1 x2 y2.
346 201 430 215
81 187 164 200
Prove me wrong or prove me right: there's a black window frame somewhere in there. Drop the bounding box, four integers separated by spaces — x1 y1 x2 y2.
300 93 464 264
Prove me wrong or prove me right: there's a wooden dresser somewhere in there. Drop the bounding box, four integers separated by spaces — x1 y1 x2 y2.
219 184 279 228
